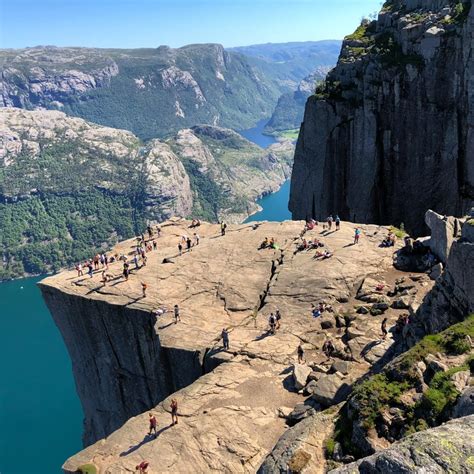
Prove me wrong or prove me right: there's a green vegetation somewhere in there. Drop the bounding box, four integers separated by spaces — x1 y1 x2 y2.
324 437 336 457
277 129 300 140
390 224 407 239
78 464 97 474
0 190 142 280
334 316 474 457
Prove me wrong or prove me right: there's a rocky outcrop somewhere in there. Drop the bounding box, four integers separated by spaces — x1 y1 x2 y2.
0 108 292 280
290 0 474 236
330 415 474 474
40 218 414 471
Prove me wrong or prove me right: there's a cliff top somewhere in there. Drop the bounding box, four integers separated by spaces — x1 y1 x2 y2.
41 218 437 472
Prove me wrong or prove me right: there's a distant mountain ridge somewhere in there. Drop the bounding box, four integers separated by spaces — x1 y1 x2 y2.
1 41 341 140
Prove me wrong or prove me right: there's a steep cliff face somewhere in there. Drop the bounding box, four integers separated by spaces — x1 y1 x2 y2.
290 0 474 235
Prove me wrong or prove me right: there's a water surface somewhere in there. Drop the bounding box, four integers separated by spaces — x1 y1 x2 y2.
0 277 82 474
239 119 278 148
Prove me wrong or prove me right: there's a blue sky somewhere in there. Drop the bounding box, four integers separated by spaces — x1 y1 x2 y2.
1 0 383 49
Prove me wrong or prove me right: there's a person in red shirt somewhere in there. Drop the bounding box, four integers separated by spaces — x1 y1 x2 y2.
148 413 157 437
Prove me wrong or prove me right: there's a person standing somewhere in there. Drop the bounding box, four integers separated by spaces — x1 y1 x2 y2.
141 282 147 298
174 304 181 324
222 328 229 350
178 242 183 256
221 221 227 236
171 398 178 425
275 309 282 329
148 413 157 437
354 228 361 244
335 215 341 231
327 215 333 230
153 240 157 250
186 237 192 252
194 233 200 246
297 343 305 364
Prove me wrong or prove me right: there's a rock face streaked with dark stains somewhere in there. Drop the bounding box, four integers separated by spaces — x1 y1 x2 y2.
290 0 474 235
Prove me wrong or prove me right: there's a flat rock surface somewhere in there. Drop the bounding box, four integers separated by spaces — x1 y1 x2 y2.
42 219 419 473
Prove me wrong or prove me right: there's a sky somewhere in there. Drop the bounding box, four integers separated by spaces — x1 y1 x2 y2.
0 0 383 49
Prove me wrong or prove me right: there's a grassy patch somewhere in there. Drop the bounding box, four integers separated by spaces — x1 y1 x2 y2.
390 224 407 238
288 449 312 473
277 129 300 140
78 465 97 474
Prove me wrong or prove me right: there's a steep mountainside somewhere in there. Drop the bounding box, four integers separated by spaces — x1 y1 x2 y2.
264 68 332 134
0 109 292 279
229 40 341 88
290 0 474 235
0 44 284 140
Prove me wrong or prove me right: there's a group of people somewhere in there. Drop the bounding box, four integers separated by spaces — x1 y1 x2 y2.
259 237 278 250
268 310 282 334
311 302 333 319
177 233 200 255
381 231 397 247
296 238 324 252
324 215 341 231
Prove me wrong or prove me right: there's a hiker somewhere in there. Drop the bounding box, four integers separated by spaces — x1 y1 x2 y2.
269 237 276 249
186 236 192 251
156 225 162 237
93 254 100 270
153 240 157 250
141 282 147 298
147 225 153 238
222 328 229 350
275 309 282 329
297 343 305 364
142 254 148 266
381 318 388 340
327 215 333 230
194 233 200 245
76 263 83 276
178 242 183 256
322 339 335 359
148 413 157 437
404 235 413 253
133 254 139 269
269 313 276 334
123 262 130 281
87 262 94 278
259 237 269 250
101 271 109 285
335 215 341 230
174 304 181 323
354 228 361 244
170 398 178 425
221 221 227 236
136 461 149 473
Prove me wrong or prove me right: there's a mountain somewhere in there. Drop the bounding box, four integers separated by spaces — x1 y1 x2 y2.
290 1 474 236
0 108 292 280
229 40 341 88
0 44 284 140
264 68 331 134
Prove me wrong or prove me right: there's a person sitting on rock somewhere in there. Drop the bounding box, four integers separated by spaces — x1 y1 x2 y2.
259 237 269 250
136 461 149 473
322 339 335 359
269 237 277 249
311 304 321 318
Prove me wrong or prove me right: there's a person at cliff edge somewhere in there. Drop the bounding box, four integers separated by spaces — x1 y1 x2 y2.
171 398 178 425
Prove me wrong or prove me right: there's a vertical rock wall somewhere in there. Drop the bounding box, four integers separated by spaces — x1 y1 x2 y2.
290 0 474 235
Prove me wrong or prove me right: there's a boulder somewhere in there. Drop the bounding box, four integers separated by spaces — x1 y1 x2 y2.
320 318 334 329
312 374 351 407
356 306 369 314
293 364 312 391
307 371 322 382
461 218 474 243
286 400 319 425
330 360 352 375
453 387 474 418
357 278 387 303
425 210 461 264
429 262 443 280
304 380 318 395
392 296 411 309
330 416 474 474
424 354 448 375
450 370 470 393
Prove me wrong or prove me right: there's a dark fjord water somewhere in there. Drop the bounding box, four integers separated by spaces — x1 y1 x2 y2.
0 277 82 474
0 120 291 473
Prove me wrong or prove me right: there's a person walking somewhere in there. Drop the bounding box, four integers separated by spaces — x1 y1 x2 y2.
222 328 229 350
141 282 147 298
221 221 227 236
275 309 282 329
269 313 276 334
297 343 305 364
148 413 157 437
87 262 94 278
335 215 341 231
174 304 181 324
186 236 192 252
170 398 178 425
194 233 200 246
381 317 388 340
178 242 183 256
